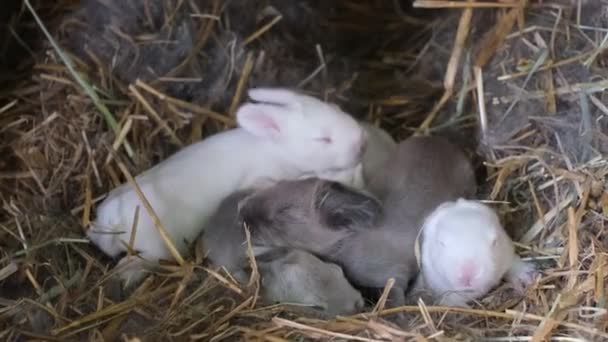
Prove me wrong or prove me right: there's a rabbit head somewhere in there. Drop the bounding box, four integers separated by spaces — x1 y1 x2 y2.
236 88 367 174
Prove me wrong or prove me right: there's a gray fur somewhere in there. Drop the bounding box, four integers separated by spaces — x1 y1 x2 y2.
343 136 476 306
237 136 476 309
367 135 477 231
199 186 365 315
254 246 364 316
237 177 383 253
200 189 254 283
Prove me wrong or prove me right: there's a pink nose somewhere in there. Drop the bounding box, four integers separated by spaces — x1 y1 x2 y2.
458 261 477 287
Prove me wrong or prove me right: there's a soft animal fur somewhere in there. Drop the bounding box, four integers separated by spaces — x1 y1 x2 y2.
343 135 478 307
359 122 396 183
366 135 477 228
416 199 538 307
254 247 365 316
88 88 367 286
199 190 253 283
237 178 383 252
237 136 477 311
201 184 368 316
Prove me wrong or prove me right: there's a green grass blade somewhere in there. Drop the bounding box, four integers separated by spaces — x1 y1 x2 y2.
24 0 135 158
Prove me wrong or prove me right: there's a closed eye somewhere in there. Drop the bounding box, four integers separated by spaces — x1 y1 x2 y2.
277 204 293 215
314 136 332 144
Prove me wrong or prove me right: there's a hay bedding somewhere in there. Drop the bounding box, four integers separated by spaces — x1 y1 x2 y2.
0 0 607 340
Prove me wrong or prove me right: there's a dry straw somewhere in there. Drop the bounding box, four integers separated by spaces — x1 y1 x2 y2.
1 0 607 340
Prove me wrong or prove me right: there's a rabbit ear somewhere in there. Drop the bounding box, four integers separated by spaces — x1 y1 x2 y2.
236 103 288 140
254 246 293 264
315 181 382 231
248 88 300 106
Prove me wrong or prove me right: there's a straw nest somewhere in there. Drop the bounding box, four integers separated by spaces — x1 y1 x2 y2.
1 0 607 340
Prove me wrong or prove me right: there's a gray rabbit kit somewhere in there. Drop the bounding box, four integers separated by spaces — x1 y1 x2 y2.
253 246 365 316
199 180 375 316
237 136 477 310
237 178 383 251
351 135 478 305
203 135 533 317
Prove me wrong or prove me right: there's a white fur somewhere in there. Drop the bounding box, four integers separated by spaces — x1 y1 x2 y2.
359 122 396 183
88 88 367 285
420 198 537 307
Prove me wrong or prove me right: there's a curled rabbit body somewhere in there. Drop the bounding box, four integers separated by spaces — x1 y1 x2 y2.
335 136 477 307
200 186 365 316
238 136 477 310
416 199 537 307
366 136 477 225
246 246 365 316
88 88 368 285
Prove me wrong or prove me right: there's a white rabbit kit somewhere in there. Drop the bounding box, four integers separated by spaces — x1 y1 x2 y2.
87 87 368 285
418 198 538 307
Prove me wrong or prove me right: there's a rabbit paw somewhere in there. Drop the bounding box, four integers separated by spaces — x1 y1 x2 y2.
506 258 538 293
114 255 151 289
438 292 471 308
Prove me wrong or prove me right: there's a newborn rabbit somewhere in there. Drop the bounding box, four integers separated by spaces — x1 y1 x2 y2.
199 190 253 283
237 177 384 254
366 135 477 220
359 122 396 183
200 187 365 316
238 136 477 309
330 136 478 307
251 246 365 316
415 198 537 307
88 88 368 286
203 179 382 274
